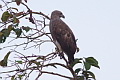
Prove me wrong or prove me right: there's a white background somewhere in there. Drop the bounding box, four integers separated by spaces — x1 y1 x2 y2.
0 0 120 80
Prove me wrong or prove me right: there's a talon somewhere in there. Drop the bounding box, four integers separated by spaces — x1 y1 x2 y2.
58 51 64 59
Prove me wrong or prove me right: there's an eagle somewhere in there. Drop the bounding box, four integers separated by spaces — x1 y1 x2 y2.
49 10 77 64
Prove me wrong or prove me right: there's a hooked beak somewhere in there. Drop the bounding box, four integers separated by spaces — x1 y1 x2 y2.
60 14 65 18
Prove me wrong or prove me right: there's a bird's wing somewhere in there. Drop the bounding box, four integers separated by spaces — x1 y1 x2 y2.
50 19 77 55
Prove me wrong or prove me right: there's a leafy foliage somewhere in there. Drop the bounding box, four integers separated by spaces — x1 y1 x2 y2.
15 60 23 64
72 57 100 80
0 0 99 80
85 57 100 69
0 52 11 67
1 11 10 22
13 28 22 37
70 58 82 67
22 26 31 32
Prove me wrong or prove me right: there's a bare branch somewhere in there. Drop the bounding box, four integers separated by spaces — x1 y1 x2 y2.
42 71 73 80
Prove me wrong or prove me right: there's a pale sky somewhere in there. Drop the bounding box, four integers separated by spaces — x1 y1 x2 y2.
0 0 120 80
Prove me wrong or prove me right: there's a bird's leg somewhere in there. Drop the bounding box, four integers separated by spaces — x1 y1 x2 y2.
58 51 64 59
55 47 68 65
55 47 64 59
55 47 58 52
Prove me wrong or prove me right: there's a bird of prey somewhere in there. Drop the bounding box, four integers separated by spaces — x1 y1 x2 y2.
49 10 77 64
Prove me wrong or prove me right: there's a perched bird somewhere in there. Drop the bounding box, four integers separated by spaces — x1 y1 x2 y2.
49 10 77 64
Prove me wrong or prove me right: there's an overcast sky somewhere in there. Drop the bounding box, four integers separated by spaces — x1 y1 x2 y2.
0 0 120 80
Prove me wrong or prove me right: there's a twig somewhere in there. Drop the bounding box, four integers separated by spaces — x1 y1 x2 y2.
42 71 73 80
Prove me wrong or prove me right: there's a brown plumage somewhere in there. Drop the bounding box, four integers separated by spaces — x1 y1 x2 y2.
49 10 77 64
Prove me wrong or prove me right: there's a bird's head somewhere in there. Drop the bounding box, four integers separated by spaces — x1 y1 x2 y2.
51 10 65 19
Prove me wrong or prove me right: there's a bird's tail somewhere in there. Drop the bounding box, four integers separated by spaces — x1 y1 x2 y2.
68 54 74 64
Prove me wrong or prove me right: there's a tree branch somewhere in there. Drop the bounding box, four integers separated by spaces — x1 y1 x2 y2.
42 71 73 80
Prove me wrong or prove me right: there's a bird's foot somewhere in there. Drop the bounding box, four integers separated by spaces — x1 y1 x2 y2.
55 47 64 59
55 47 59 52
58 51 64 59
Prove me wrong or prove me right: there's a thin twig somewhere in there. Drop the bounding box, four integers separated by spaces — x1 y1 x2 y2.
42 71 73 80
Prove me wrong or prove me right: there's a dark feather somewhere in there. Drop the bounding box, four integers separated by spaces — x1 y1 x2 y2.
49 10 77 64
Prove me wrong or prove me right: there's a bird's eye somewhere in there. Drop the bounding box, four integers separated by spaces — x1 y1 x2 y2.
60 13 62 15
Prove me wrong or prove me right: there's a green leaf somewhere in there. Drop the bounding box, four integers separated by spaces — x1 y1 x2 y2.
11 76 15 80
1 29 10 37
86 57 98 64
0 52 11 67
0 29 11 43
13 17 19 23
70 58 82 67
75 68 81 74
13 28 22 37
87 71 96 80
18 75 22 80
16 60 22 64
0 32 3 38
1 11 10 22
0 77 2 79
85 57 100 69
22 26 31 32
0 32 6 43
8 25 13 31
84 62 91 70
35 62 40 66
30 60 40 66
77 76 84 80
